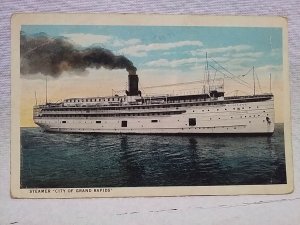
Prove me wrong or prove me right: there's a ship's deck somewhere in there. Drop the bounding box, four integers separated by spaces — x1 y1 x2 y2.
34 94 273 111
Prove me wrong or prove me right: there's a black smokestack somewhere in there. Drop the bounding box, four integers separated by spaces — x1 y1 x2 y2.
126 73 141 96
20 32 136 78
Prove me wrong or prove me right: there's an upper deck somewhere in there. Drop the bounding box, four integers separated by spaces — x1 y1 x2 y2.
34 93 274 111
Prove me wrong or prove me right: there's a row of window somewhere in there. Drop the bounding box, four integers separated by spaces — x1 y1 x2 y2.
44 97 270 111
61 118 196 127
65 95 271 104
36 111 268 120
61 119 160 125
43 104 262 113
66 97 125 103
37 111 183 118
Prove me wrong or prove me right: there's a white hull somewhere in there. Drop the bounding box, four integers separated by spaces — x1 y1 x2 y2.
34 98 275 134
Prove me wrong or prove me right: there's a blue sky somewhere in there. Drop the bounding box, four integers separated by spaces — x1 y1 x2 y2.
20 25 285 123
22 25 282 77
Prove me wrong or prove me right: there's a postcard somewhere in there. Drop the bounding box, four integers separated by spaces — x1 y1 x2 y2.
11 13 293 198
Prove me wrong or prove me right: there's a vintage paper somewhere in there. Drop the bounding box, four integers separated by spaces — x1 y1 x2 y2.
11 13 293 198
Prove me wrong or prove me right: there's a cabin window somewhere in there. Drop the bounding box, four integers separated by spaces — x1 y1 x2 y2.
96 121 101 123
62 121 66 123
189 118 196 126
121 121 127 127
151 120 158 123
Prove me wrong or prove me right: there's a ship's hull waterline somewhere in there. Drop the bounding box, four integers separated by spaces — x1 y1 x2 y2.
34 97 275 135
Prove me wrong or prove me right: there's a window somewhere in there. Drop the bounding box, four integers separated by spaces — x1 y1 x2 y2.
151 119 158 123
96 121 101 123
189 118 196 126
62 121 66 123
121 121 127 127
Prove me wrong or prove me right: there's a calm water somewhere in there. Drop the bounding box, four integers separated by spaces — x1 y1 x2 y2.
20 124 286 188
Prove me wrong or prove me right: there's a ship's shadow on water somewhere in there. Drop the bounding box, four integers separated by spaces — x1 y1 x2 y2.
20 124 286 188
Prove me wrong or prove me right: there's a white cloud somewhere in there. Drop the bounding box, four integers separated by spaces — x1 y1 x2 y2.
146 58 199 67
63 33 113 47
270 48 281 57
232 52 264 58
145 57 228 68
63 33 142 49
119 41 203 57
112 38 141 47
191 45 252 56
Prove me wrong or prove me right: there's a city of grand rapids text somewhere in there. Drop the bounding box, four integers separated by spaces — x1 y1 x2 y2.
28 188 112 194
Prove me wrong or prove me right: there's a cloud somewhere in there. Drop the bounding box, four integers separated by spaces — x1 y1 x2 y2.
111 38 141 47
232 52 264 58
119 41 203 57
146 58 199 67
145 57 228 68
269 48 282 57
63 33 113 47
191 45 252 56
63 33 142 49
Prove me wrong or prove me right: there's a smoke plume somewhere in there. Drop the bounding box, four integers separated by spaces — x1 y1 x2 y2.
20 32 136 78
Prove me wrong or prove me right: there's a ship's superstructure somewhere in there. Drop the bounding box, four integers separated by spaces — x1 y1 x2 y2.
33 64 275 135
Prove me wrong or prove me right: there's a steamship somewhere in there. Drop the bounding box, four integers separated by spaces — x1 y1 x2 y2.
33 69 275 135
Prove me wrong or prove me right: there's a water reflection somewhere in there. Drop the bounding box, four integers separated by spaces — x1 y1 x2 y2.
20 124 287 188
119 136 144 186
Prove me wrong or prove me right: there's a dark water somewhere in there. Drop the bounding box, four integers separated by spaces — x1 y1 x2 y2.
20 124 286 188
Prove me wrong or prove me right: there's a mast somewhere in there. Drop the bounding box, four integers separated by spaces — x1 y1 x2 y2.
45 75 48 104
35 91 37 106
269 73 272 93
252 66 255 96
206 52 210 91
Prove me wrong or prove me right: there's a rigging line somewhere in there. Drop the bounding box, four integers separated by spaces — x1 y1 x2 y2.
138 81 146 94
238 67 253 78
209 64 251 88
254 70 262 93
213 70 217 84
209 57 249 85
142 79 222 89
227 89 250 96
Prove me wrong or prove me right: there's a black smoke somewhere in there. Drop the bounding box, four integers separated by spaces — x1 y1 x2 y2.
20 32 136 78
